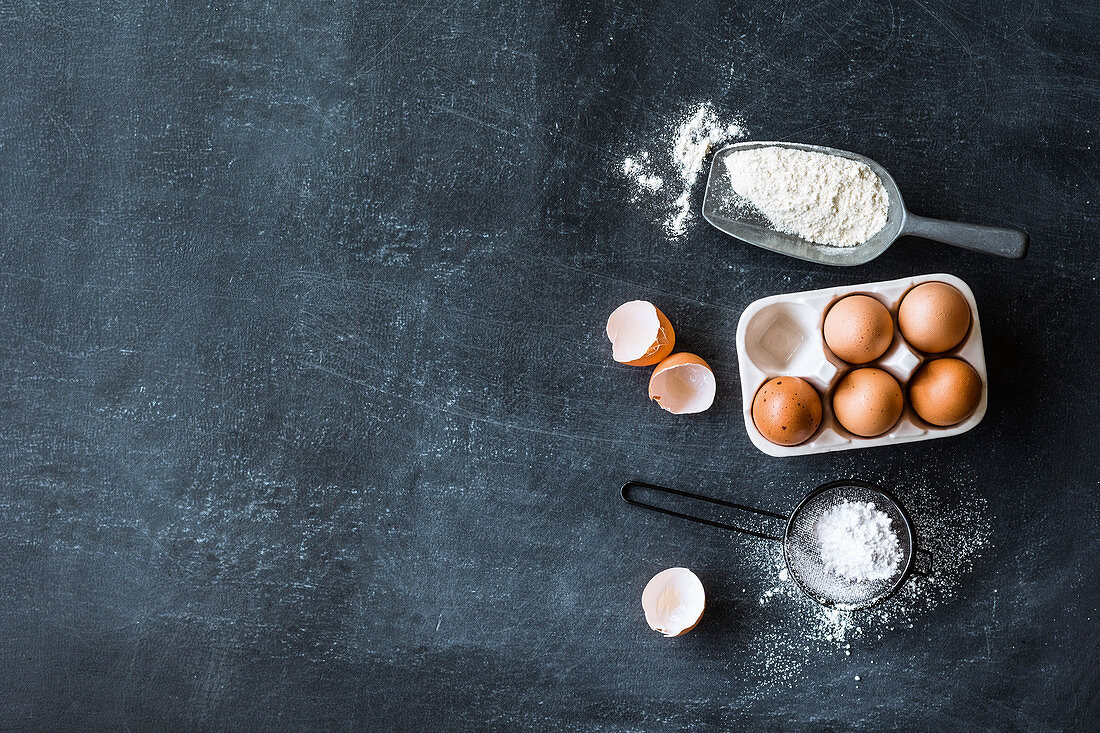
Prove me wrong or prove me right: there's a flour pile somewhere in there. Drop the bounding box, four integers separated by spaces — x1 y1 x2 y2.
814 500 902 582
620 103 745 237
723 146 889 247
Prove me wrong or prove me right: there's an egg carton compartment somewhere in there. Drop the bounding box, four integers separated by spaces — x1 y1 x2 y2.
736 273 988 456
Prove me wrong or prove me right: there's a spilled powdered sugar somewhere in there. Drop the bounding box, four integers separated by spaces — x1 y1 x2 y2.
621 157 663 192
619 103 745 238
732 473 992 684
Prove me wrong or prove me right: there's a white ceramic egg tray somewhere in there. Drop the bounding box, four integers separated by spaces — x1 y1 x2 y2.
735 273 988 456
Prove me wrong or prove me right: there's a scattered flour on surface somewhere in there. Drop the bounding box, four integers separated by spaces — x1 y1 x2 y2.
667 106 745 236
618 103 745 238
622 158 663 192
723 146 889 247
732 473 993 687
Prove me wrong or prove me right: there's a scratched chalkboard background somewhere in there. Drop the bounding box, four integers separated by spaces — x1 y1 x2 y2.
0 0 1097 730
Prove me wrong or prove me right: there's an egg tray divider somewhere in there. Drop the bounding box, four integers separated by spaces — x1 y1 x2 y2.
735 273 988 456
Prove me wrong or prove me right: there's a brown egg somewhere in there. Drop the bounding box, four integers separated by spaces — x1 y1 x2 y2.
897 282 971 353
823 295 894 364
909 358 982 426
831 368 904 437
751 377 822 446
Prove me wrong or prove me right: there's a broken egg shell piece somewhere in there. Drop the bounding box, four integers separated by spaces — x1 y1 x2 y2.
606 300 676 366
648 353 716 414
642 567 705 637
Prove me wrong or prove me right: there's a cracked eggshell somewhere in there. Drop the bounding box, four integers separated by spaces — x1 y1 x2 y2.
642 567 705 637
606 300 676 366
648 353 716 414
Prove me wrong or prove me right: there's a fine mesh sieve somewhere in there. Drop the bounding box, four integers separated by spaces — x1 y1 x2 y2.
621 479 931 610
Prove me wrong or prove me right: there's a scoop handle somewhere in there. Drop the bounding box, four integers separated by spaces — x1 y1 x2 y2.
620 481 786 542
902 214 1029 259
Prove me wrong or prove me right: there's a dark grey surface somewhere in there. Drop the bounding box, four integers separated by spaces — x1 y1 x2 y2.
0 1 1097 730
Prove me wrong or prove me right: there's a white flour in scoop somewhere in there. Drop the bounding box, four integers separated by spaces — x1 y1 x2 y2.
723 146 889 247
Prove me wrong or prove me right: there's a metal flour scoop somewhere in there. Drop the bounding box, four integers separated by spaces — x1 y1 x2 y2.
701 141 1028 266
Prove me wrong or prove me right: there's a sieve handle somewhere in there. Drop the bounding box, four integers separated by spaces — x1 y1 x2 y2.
911 548 933 577
620 481 787 542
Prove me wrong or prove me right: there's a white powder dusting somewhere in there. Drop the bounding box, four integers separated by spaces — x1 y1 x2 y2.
622 158 663 192
814 500 902 582
619 103 745 238
734 472 993 687
723 146 889 247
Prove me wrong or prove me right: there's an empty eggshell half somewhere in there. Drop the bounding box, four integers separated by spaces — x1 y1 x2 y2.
642 567 705 637
606 300 676 366
648 353 716 414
